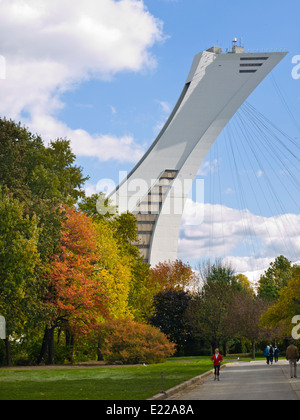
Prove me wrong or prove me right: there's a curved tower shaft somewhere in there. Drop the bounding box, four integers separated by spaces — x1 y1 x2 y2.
110 44 287 265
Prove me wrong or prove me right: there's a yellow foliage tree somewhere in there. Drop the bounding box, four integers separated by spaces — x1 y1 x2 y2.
260 267 300 336
94 221 133 320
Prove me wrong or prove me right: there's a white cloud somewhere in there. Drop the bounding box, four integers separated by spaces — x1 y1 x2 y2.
0 0 165 163
157 100 171 114
27 112 145 162
222 256 275 283
84 182 98 198
179 199 300 276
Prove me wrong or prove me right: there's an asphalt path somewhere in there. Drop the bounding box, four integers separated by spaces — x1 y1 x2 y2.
167 361 300 400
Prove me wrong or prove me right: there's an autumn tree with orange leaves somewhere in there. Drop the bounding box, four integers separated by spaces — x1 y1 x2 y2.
38 207 108 364
150 259 197 293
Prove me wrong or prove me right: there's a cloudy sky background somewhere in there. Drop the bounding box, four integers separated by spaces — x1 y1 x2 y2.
0 0 300 280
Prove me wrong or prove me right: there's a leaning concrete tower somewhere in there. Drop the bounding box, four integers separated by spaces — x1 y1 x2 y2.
109 42 287 265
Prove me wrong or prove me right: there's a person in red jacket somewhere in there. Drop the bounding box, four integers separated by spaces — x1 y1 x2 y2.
211 348 223 381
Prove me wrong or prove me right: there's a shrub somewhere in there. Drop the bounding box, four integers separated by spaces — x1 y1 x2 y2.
99 319 176 364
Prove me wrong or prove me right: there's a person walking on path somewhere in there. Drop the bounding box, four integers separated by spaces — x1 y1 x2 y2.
269 345 274 365
212 348 223 381
264 345 270 365
286 340 299 379
274 347 279 363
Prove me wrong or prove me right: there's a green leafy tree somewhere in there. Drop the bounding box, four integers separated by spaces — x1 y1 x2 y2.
0 189 40 365
258 255 294 301
0 118 87 204
189 260 239 354
78 193 112 222
199 259 237 288
0 118 88 364
0 118 88 261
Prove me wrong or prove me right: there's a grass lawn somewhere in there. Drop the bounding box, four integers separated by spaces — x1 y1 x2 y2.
0 356 223 400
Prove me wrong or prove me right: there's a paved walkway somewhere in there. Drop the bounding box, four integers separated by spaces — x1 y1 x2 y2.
167 361 300 400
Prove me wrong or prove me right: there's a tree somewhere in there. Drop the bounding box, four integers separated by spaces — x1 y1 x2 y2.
0 119 90 364
93 220 133 320
0 188 40 365
235 274 254 295
39 207 108 364
194 283 231 353
79 193 152 322
224 293 270 359
260 266 300 336
98 318 176 364
150 288 193 354
78 193 113 222
258 255 293 301
189 260 239 353
127 258 152 322
0 118 88 261
78 194 138 250
150 260 197 292
0 119 87 205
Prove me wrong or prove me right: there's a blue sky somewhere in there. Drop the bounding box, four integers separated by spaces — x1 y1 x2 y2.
0 0 299 277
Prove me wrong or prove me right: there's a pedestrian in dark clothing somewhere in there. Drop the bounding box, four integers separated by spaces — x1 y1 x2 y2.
264 346 270 365
274 347 279 363
286 340 299 379
269 345 274 365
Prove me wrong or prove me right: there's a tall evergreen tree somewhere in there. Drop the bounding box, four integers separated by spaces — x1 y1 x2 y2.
258 255 293 301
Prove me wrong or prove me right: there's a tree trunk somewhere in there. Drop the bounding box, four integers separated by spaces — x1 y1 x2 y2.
38 328 50 365
38 326 56 365
48 327 55 365
65 329 75 363
4 339 11 366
